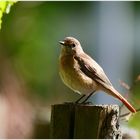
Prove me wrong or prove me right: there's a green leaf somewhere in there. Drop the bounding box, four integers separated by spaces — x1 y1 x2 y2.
0 1 17 29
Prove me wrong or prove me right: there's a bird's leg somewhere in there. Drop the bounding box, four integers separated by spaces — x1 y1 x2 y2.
75 94 86 103
81 90 95 104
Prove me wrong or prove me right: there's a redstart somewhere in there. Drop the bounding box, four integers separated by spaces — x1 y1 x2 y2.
59 37 136 113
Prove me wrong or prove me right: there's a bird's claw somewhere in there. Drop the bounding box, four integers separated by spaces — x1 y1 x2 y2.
81 101 93 105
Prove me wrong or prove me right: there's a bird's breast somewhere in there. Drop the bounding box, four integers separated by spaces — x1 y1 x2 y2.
59 55 97 95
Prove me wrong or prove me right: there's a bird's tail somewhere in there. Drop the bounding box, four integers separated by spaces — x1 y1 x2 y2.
107 86 136 113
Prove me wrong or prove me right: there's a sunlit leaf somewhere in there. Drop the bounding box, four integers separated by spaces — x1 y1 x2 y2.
0 1 17 29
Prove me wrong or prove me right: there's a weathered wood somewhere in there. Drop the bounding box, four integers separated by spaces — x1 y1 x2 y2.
74 105 102 138
74 105 121 139
50 103 75 138
99 105 122 139
50 103 122 139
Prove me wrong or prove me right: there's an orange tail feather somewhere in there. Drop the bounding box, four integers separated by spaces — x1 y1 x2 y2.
108 87 136 113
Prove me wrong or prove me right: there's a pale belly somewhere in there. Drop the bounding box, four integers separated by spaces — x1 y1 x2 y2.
59 63 98 95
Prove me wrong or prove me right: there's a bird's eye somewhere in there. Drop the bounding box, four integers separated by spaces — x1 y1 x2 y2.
71 43 75 48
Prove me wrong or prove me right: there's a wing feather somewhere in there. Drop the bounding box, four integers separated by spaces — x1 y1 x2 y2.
74 53 112 88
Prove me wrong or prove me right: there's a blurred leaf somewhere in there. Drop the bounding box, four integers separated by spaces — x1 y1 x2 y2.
135 74 140 82
0 0 17 29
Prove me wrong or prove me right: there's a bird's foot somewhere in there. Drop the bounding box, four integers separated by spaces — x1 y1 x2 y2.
64 101 93 106
81 101 93 105
64 102 75 105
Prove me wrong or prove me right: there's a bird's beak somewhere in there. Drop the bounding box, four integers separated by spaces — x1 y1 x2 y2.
59 41 65 46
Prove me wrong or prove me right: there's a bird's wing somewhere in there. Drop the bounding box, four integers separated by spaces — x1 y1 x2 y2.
74 53 112 88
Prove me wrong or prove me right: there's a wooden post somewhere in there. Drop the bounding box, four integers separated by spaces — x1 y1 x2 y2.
50 103 75 139
50 103 122 139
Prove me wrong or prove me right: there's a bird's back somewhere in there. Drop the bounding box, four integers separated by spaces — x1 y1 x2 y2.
77 52 112 87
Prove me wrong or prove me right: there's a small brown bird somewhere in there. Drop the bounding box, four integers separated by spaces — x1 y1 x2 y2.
59 37 136 113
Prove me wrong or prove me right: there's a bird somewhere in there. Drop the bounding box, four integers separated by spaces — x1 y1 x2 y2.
59 36 136 113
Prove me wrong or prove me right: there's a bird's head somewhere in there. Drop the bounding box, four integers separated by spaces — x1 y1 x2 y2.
59 37 83 55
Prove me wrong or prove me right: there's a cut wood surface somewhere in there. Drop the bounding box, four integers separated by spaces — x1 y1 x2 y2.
50 103 122 139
